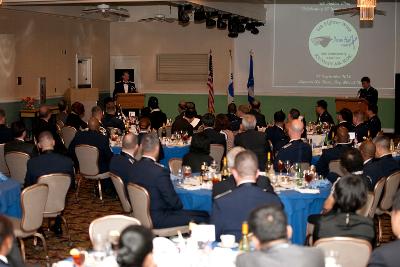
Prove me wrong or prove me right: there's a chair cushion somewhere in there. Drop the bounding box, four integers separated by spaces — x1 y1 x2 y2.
153 226 190 237
7 217 35 238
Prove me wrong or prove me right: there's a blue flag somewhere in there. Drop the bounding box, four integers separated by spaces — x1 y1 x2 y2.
247 54 255 104
228 50 234 104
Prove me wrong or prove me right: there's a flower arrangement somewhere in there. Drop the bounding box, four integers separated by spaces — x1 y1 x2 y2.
21 97 35 110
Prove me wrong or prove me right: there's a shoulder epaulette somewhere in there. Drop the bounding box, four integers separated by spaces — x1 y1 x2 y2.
155 162 164 168
214 190 233 200
282 142 292 149
116 81 122 83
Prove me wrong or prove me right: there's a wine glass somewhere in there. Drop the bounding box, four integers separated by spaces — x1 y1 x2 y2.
182 166 192 179
277 160 284 175
284 160 291 175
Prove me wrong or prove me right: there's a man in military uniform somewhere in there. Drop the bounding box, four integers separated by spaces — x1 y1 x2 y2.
353 110 369 143
274 119 312 170
358 76 378 106
315 100 334 125
113 71 137 99
366 104 381 138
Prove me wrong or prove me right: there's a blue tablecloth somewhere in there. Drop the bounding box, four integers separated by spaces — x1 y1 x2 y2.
0 179 22 218
175 185 330 245
111 146 122 155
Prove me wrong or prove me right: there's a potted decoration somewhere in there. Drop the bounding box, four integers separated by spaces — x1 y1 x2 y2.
21 97 35 110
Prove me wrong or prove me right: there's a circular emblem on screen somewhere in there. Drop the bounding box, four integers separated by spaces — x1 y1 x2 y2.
309 18 359 69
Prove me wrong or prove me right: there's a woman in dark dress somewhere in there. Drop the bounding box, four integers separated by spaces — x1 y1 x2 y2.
182 133 213 173
66 102 88 131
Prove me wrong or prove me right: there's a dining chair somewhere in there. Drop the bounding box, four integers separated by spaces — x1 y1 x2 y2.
210 144 224 171
75 145 110 201
367 177 386 218
357 192 374 217
110 173 132 214
127 183 189 237
5 151 30 185
37 173 72 244
88 215 141 245
61 126 77 149
0 144 10 176
7 184 49 262
168 158 183 176
314 237 372 267
328 160 344 177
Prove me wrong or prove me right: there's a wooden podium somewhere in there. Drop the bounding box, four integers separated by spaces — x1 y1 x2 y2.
64 88 99 122
335 97 369 113
116 93 145 110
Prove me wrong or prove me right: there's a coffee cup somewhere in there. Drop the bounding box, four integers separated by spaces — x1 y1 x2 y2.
220 234 235 248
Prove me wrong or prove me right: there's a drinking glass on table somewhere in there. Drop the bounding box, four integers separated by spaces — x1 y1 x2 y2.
70 248 86 267
284 160 291 175
182 166 192 179
277 160 284 175
108 230 120 253
92 234 108 261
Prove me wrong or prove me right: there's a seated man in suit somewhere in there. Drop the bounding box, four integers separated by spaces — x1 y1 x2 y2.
236 205 325 267
69 117 113 175
366 104 382 138
315 99 334 125
171 108 195 136
91 106 107 136
102 103 125 133
109 133 139 182
5 121 38 158
265 110 289 154
211 150 281 241
129 133 208 228
200 113 226 147
234 114 271 171
287 108 307 139
328 108 354 140
212 146 274 198
0 109 13 145
249 100 267 128
368 190 400 267
175 100 186 121
353 110 369 143
274 119 312 170
364 135 400 190
316 126 352 181
359 140 377 190
56 99 68 125
147 97 167 130
0 215 16 267
226 103 241 132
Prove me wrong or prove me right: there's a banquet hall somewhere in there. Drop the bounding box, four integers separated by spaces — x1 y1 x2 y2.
0 0 400 266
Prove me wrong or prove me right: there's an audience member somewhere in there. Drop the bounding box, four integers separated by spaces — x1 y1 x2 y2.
274 119 311 170
148 97 167 130
137 117 164 161
353 110 369 143
109 133 139 182
129 133 209 228
66 102 87 131
211 150 281 241
265 110 289 154
102 103 125 132
368 190 400 267
0 109 13 144
171 108 195 136
215 114 234 151
366 104 382 138
226 103 241 131
4 121 38 157
249 100 267 128
234 114 271 171
359 140 377 190
185 102 202 130
287 108 307 139
329 108 354 140
182 133 213 173
313 175 375 244
175 100 187 120
316 126 351 179
56 99 68 124
236 205 325 267
117 225 155 267
358 76 378 106
200 113 226 147
316 100 334 125
0 215 18 267
212 147 274 198
91 106 107 136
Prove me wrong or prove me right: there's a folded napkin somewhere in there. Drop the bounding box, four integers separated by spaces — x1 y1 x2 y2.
181 185 203 191
295 188 320 194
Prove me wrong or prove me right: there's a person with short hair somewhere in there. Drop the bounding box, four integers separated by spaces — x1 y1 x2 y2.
117 225 155 267
359 140 377 190
4 121 38 157
128 133 209 228
226 103 241 131
265 110 289 154
200 113 226 147
358 76 378 106
175 100 187 120
316 100 334 125
56 99 68 124
366 104 381 138
368 190 400 267
249 100 267 128
0 109 13 145
353 110 369 143
113 71 137 99
147 97 167 130
171 107 195 136
335 108 355 133
236 205 325 267
211 150 281 241
215 113 234 151
234 114 272 171
182 133 213 173
0 215 15 267
66 102 88 131
287 108 307 139
102 103 125 133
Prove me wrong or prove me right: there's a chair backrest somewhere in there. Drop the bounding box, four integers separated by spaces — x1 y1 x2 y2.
157 126 172 138
75 145 99 176
210 144 224 171
168 158 182 176
0 144 9 176
357 192 374 217
88 215 141 245
379 171 400 211
127 183 153 229
5 151 30 185
61 126 77 149
110 173 132 213
329 160 345 177
368 177 386 217
314 237 372 267
37 173 71 214
20 184 49 233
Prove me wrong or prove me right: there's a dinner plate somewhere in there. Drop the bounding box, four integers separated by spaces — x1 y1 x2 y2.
216 242 239 249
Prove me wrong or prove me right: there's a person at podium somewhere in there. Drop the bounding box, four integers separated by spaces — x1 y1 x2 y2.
113 71 137 99
358 76 378 106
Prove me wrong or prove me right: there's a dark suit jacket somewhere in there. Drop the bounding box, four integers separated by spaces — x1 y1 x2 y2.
355 122 369 143
113 81 137 98
265 125 289 154
182 152 213 173
226 113 241 131
33 118 65 153
234 130 271 171
25 150 74 187
171 117 194 136
318 111 335 125
210 183 282 241
0 125 13 144
368 239 400 267
149 110 167 130
66 113 88 131
236 244 325 267
68 130 113 173
212 175 275 198
249 109 267 128
364 155 400 190
274 139 312 169
102 114 125 132
4 139 38 158
315 143 352 177
367 115 382 138
313 211 375 244
202 128 226 147
359 86 378 106
109 152 136 182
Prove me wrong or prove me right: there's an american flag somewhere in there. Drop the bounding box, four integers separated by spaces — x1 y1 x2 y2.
207 51 215 114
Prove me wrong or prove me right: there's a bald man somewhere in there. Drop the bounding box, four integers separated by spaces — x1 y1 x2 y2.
69 117 113 174
316 126 352 181
274 119 312 170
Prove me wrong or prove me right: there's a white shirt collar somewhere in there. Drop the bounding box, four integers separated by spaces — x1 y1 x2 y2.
352 171 363 175
16 137 24 142
122 150 135 158
142 155 157 162
0 255 8 264
151 108 161 113
237 179 256 186
364 158 373 165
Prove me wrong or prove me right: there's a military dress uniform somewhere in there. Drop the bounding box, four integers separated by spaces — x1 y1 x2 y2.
113 80 137 98
274 139 312 170
358 86 378 106
318 111 335 125
367 115 382 138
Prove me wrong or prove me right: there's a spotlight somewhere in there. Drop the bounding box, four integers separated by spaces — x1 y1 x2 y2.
206 18 216 28
178 5 190 25
194 7 206 23
217 16 227 30
228 17 239 38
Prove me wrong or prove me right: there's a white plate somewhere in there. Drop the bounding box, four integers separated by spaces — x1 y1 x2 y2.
217 242 239 249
